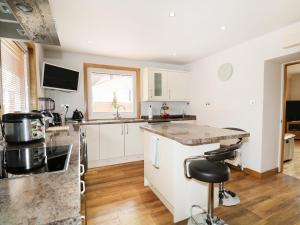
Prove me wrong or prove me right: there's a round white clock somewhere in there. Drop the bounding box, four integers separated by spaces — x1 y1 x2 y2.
218 63 233 81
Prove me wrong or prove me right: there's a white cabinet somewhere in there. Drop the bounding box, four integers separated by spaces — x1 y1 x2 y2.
125 123 146 156
142 68 189 101
149 69 169 100
85 122 145 168
168 71 188 101
84 125 100 162
100 124 125 159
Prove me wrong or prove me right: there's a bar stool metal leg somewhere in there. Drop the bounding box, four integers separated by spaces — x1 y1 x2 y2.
188 183 227 225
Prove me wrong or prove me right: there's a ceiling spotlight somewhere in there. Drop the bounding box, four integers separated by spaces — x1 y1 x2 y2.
221 26 226 31
16 2 33 13
169 11 176 17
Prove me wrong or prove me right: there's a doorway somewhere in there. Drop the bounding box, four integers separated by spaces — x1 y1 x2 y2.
281 62 300 178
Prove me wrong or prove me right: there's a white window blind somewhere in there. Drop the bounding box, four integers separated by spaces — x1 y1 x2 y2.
0 39 26 113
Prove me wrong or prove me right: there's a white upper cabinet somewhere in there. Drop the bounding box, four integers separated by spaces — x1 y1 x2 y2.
167 71 189 101
144 68 169 100
142 68 189 101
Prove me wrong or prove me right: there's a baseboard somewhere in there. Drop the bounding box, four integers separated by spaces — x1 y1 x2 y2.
244 167 278 178
88 154 144 169
226 163 243 171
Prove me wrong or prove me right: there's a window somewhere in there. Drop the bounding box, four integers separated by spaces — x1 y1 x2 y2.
0 39 29 114
84 64 140 120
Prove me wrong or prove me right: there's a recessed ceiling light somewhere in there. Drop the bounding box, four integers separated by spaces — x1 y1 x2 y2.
221 26 226 31
169 11 176 17
172 52 177 56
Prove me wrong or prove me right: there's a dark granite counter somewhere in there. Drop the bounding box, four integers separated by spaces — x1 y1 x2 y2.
0 124 81 225
79 115 196 125
141 123 250 146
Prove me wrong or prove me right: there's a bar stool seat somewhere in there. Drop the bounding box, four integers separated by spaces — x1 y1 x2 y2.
185 159 230 225
189 160 230 183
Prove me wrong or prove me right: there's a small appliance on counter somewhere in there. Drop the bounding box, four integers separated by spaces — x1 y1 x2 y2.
38 97 62 127
52 112 62 126
0 144 72 179
160 102 170 119
1 112 45 144
72 109 84 121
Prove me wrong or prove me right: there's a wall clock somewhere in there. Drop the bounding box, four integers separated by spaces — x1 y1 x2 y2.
218 63 233 81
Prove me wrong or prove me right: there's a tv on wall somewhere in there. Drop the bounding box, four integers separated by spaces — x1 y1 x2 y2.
42 62 79 92
286 100 300 122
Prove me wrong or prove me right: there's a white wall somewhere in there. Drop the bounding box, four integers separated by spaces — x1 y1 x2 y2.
261 61 282 172
43 50 187 116
187 21 300 172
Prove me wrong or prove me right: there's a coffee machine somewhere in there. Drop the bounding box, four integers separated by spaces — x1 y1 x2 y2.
38 98 61 126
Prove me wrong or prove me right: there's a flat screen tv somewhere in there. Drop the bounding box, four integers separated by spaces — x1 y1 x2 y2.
286 101 300 122
42 63 79 92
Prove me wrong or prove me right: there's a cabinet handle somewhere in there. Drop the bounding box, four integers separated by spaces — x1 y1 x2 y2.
169 89 171 99
126 124 129 135
80 164 85 176
121 125 124 135
150 89 153 99
81 180 86 195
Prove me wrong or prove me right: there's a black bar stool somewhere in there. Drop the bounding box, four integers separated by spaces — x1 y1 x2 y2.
204 127 246 207
184 158 230 225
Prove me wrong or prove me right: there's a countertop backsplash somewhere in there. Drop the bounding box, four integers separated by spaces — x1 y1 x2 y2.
141 101 191 116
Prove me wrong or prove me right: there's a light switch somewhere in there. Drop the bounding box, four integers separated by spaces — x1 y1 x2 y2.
250 100 256 105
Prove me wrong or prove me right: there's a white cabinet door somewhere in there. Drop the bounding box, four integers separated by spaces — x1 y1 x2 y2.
125 123 146 156
148 69 168 100
168 71 188 101
84 125 100 162
100 124 125 159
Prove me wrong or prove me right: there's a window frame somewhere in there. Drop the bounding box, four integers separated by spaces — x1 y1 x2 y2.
83 63 141 120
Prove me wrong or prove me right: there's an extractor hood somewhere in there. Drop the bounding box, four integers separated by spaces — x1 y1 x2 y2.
0 0 60 46
0 0 28 40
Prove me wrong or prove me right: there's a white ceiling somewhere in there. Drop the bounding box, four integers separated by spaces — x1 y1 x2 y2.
48 0 300 64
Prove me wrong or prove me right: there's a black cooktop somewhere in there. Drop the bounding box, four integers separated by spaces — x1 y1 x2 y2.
0 144 72 179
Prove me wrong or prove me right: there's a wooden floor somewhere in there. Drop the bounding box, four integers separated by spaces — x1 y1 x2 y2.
85 161 300 225
284 140 300 179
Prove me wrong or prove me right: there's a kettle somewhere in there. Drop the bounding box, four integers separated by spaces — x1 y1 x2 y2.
72 109 84 121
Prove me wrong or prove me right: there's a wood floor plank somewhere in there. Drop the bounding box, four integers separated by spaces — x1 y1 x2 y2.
85 161 300 225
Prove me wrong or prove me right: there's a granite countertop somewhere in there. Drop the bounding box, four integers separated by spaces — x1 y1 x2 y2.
79 115 196 125
0 124 81 225
140 123 250 146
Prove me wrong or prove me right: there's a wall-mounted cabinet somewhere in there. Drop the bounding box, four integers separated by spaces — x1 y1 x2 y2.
142 68 189 101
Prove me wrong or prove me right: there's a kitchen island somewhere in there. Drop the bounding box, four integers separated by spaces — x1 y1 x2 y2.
0 124 82 225
141 123 250 223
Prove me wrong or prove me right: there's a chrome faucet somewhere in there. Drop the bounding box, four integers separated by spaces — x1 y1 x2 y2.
115 105 125 120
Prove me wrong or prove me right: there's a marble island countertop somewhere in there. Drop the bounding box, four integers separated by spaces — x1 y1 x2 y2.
0 125 82 225
140 123 250 146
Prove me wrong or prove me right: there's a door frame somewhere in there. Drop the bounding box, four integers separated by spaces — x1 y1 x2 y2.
279 61 300 172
